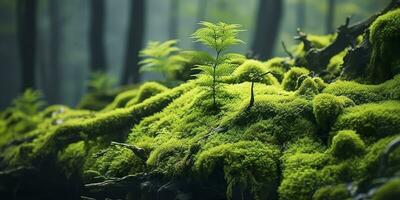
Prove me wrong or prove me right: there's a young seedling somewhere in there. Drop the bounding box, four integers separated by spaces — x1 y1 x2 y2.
191 21 244 109
247 72 272 111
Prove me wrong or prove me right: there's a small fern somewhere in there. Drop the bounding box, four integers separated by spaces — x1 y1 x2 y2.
191 21 244 109
88 72 116 92
139 40 186 84
11 89 45 116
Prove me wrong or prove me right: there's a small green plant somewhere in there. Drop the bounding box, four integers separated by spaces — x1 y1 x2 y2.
88 72 116 92
247 72 272 110
11 89 45 116
191 21 244 109
139 40 185 84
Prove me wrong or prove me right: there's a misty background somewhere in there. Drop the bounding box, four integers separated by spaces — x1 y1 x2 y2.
0 0 389 109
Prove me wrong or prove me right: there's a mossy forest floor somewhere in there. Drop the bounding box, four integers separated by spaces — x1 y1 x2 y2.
1 6 400 200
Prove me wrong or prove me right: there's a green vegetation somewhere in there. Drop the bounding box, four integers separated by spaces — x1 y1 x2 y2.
191 21 243 109
372 178 400 200
329 130 365 159
1 17 400 200
139 40 185 84
368 9 400 83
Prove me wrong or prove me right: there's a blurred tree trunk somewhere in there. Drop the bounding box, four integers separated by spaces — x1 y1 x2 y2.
251 0 283 60
193 0 208 50
48 0 61 103
16 0 37 91
326 0 336 33
297 0 305 29
89 0 107 72
169 0 179 39
121 0 146 85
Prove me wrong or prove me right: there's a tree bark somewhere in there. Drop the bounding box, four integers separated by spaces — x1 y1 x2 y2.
16 0 37 91
48 0 61 103
297 0 306 29
169 0 179 39
121 0 146 85
251 0 283 60
89 0 107 72
326 0 336 33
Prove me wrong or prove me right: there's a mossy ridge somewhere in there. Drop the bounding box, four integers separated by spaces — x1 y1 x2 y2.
7 81 195 169
332 101 400 141
323 75 400 104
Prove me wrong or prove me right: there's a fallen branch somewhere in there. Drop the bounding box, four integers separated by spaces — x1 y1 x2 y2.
84 173 149 193
295 0 400 73
110 141 148 161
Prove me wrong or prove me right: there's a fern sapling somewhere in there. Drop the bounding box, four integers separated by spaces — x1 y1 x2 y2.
139 40 185 85
191 21 243 109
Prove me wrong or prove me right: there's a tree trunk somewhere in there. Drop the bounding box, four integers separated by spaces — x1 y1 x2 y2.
326 0 336 33
89 0 107 72
193 0 208 50
251 0 283 60
169 0 179 39
48 0 61 103
121 0 146 85
16 0 37 91
297 0 306 29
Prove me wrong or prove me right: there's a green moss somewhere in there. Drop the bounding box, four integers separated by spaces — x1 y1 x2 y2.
146 138 189 176
313 77 328 92
263 57 292 82
76 91 117 111
233 59 279 85
296 77 320 98
125 82 169 107
102 89 138 111
323 75 400 104
312 93 354 133
373 178 400 200
368 9 400 83
195 141 280 200
327 51 346 76
329 130 365 159
106 147 146 177
226 93 316 144
332 101 400 140
278 169 320 200
312 184 350 200
282 67 310 91
57 141 87 178
31 81 194 164
357 135 400 180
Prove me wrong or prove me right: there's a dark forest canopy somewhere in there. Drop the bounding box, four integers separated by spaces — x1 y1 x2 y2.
0 0 391 108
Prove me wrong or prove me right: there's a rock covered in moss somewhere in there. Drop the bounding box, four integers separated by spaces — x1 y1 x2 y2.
312 184 350 200
330 130 365 159
372 178 400 200
282 67 310 91
368 9 400 83
312 93 354 133
233 59 279 85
